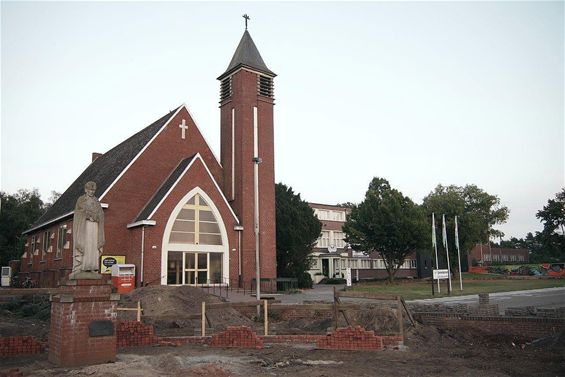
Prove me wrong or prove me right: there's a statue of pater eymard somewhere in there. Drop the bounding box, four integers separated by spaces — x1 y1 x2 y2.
70 181 105 278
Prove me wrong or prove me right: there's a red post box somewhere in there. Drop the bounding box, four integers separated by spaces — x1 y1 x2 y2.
111 264 135 294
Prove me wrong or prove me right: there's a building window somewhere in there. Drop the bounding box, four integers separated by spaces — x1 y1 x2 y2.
410 259 417 268
169 194 222 245
29 236 36 264
318 231 330 248
333 231 345 248
42 231 51 260
56 225 66 259
331 211 345 222
316 210 328 221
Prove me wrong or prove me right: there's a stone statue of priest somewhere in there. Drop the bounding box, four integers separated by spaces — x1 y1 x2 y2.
70 181 105 277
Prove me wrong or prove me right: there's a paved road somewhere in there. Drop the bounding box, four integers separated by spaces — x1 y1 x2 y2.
409 286 565 313
226 285 565 313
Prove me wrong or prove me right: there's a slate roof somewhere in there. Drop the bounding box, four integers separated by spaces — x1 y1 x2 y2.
25 107 180 233
133 155 196 222
218 30 276 80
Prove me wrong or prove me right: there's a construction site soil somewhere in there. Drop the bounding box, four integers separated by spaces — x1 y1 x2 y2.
1 286 564 376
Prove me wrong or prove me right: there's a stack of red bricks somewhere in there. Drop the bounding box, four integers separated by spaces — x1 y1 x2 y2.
0 336 45 357
117 321 157 348
210 326 263 349
317 326 384 351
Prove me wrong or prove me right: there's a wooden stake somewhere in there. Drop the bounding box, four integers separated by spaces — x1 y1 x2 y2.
397 296 404 344
137 300 141 322
264 299 268 336
333 286 338 329
201 301 206 337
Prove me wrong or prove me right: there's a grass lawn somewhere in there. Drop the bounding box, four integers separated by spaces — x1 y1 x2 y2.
350 273 565 301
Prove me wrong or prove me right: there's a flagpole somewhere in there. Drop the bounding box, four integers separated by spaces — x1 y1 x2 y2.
432 213 440 292
442 214 452 293
455 216 463 291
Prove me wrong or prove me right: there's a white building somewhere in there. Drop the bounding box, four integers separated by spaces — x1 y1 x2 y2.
307 203 418 283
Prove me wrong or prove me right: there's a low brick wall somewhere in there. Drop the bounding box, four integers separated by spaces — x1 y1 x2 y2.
317 326 384 351
260 334 324 344
237 306 334 321
0 336 46 357
117 321 157 348
415 313 565 340
210 326 264 349
158 336 211 347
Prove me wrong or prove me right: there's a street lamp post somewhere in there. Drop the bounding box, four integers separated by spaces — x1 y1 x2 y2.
253 156 262 317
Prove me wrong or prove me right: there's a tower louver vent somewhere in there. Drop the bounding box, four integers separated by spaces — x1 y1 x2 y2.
258 75 274 98
220 77 232 101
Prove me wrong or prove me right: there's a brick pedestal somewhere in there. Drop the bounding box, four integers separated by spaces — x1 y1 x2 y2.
48 278 119 367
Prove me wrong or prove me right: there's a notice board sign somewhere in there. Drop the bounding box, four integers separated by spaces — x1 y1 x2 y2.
100 255 125 274
433 269 449 280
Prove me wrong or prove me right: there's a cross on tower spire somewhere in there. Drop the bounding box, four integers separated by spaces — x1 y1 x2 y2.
243 14 250 30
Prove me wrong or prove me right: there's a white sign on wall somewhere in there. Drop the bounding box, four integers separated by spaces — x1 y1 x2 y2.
433 269 449 280
346 267 352 287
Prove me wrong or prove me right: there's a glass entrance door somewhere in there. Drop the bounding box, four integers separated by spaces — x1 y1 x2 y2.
185 252 208 285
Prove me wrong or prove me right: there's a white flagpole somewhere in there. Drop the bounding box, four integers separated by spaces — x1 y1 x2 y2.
455 216 463 291
432 213 440 292
442 214 452 292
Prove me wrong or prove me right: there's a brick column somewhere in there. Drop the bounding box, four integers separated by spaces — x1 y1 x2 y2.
48 278 119 367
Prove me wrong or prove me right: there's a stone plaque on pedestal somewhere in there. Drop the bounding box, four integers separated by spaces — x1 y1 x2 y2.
48 277 119 367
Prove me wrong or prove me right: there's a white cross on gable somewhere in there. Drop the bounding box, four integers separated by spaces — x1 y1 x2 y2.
179 119 188 139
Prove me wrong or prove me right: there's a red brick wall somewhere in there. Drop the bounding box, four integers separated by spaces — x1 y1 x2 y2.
117 321 157 348
236 306 334 322
48 280 117 367
220 69 277 284
146 157 239 286
416 313 565 340
210 326 264 349
0 336 45 357
316 326 384 350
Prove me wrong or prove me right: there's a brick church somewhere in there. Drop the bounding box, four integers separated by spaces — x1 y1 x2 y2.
19 28 277 288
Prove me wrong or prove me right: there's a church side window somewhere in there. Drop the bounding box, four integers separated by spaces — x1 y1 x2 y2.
41 230 50 260
56 225 66 259
29 236 36 265
169 194 222 245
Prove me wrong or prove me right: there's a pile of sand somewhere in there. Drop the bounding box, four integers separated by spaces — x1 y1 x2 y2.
119 286 253 335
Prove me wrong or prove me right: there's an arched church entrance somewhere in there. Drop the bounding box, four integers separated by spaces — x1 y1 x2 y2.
160 188 229 286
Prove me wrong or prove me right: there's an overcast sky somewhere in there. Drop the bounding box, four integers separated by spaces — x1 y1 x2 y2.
1 1 563 239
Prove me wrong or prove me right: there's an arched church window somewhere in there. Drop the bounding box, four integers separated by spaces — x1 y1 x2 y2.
169 194 222 245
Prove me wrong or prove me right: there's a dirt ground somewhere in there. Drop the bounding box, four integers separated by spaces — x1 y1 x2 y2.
1 286 564 376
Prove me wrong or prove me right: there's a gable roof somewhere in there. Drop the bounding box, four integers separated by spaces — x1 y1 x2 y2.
24 106 181 234
133 155 196 222
217 30 276 80
131 153 239 226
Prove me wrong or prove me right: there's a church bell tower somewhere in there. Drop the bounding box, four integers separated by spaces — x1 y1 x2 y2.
218 21 277 286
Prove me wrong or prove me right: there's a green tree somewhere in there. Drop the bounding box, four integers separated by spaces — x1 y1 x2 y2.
275 183 321 288
343 177 427 282
0 189 46 266
535 188 565 261
422 184 509 269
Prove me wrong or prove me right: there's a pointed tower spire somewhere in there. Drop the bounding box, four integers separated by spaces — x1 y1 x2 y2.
217 29 276 80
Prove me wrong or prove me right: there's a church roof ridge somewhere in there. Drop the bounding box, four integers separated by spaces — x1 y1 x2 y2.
133 155 197 223
217 30 275 80
24 107 181 233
